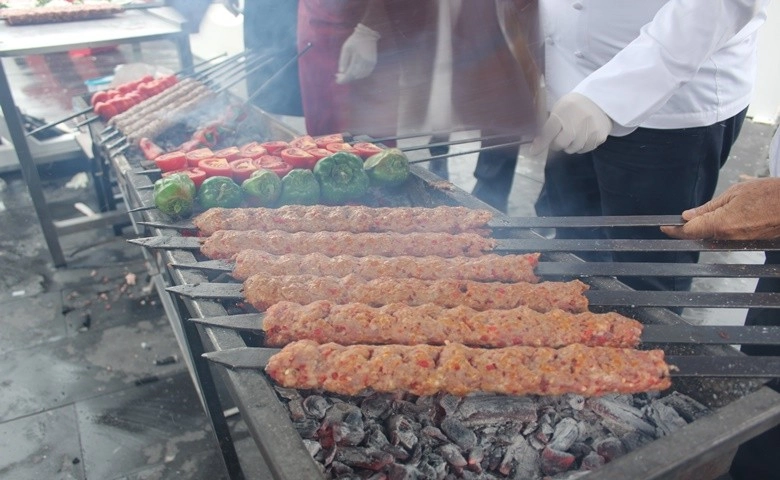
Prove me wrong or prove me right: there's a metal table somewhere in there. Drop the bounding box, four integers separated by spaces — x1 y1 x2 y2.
0 7 193 267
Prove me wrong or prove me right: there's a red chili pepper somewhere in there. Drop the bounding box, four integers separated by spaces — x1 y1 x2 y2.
138 138 166 161
192 125 220 148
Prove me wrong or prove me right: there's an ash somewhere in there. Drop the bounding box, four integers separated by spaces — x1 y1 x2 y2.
274 387 708 479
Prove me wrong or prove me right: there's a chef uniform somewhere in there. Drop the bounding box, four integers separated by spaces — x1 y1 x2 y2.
535 0 769 292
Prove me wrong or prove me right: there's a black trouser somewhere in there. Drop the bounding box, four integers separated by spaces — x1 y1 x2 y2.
535 108 747 291
428 135 519 213
729 251 780 479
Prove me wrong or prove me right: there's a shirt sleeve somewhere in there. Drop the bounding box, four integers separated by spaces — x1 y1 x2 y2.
573 0 767 129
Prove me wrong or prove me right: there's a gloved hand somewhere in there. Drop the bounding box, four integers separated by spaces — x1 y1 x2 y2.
335 23 381 84
221 0 241 16
528 93 612 156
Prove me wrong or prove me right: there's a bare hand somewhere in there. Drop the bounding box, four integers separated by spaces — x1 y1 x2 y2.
661 178 780 240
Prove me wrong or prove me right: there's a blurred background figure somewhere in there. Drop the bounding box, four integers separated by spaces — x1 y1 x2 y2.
225 0 303 117
296 0 401 140
342 0 542 213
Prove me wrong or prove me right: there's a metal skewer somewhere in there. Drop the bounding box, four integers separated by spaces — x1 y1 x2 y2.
408 140 534 164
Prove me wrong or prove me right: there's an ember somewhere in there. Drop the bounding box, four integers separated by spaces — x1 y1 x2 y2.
276 387 709 479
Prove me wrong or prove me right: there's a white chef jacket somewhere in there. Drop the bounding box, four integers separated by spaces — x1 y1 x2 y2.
541 0 769 133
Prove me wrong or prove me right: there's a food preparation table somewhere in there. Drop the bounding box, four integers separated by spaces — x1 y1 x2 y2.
0 6 193 267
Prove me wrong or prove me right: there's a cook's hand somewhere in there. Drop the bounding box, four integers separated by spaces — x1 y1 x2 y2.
222 0 241 16
336 23 380 84
661 178 780 240
528 93 612 156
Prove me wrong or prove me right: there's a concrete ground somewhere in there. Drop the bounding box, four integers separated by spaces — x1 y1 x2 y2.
0 15 777 480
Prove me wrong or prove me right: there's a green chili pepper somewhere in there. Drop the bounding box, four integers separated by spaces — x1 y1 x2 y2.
242 169 282 207
278 169 321 206
153 173 196 218
313 151 369 204
363 148 410 187
196 176 244 209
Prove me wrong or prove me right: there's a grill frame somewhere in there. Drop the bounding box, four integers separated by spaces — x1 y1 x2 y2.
91 103 780 480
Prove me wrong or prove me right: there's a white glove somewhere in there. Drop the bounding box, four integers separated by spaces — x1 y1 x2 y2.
335 23 380 84
529 93 613 156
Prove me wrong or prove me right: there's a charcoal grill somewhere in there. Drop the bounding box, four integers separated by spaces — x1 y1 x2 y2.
86 92 780 480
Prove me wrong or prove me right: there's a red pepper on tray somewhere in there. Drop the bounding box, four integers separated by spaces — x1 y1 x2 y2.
138 138 165 161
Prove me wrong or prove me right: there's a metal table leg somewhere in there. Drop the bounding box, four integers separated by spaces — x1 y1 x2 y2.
0 59 66 267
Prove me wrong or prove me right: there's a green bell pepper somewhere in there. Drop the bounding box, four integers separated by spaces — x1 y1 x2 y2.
363 148 410 187
278 169 321 206
196 176 244 209
313 151 369 204
242 169 282 207
153 173 196 218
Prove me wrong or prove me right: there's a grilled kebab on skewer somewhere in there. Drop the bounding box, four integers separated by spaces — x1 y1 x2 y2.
241 274 589 312
192 205 494 235
265 340 672 397
231 251 540 282
262 301 643 348
202 230 497 259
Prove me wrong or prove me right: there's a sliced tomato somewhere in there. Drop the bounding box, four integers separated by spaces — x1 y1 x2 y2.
290 135 318 151
352 142 384 159
306 148 332 162
280 147 318 169
163 167 208 188
252 155 293 178
199 157 233 177
213 146 243 161
154 151 187 172
260 140 289 155
185 148 214 168
228 158 259 182
325 142 359 154
238 142 268 159
314 133 343 149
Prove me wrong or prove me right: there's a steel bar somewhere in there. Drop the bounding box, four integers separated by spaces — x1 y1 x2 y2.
587 290 780 309
214 55 276 94
352 129 459 144
126 205 158 214
491 215 685 229
244 43 313 106
496 238 780 253
168 283 241 300
408 139 534 164
137 220 196 230
203 347 780 378
536 261 780 279
74 115 99 128
399 132 528 153
171 260 233 274
189 313 780 346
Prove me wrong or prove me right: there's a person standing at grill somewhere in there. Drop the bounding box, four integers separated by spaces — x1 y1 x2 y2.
295 0 401 140
531 1 769 292
337 0 542 213
663 125 780 480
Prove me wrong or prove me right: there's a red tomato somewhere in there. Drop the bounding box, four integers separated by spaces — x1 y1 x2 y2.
306 148 332 162
90 90 110 108
352 142 384 159
185 148 214 168
199 157 233 177
213 146 242 161
280 147 317 169
260 140 289 155
325 142 359 154
95 101 119 120
252 155 293 178
290 135 318 151
163 167 208 188
228 158 259 182
154 151 187 172
238 142 268 159
314 133 344 149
